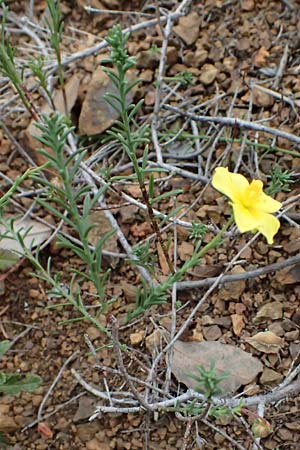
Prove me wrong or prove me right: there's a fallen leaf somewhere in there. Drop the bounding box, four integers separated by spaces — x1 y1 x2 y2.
170 340 263 395
252 418 273 438
0 249 19 270
246 331 283 354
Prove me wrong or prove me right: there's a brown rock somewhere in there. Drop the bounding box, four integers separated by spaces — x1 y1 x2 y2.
252 87 274 107
241 0 255 10
231 314 245 336
88 210 119 268
289 342 300 359
136 50 160 69
260 368 282 384
129 331 144 346
178 241 194 262
223 56 237 72
277 428 294 441
145 330 162 351
285 330 299 341
78 69 135 135
86 326 102 341
222 266 246 300
0 415 18 432
253 47 269 67
200 64 218 85
73 395 97 423
173 12 201 45
86 438 110 450
196 48 208 66
253 302 282 323
276 264 300 285
22 74 81 168
203 325 222 341
76 422 100 442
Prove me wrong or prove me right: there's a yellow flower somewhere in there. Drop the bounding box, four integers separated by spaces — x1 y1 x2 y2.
212 167 282 244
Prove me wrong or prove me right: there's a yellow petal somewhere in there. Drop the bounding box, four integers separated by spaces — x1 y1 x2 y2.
245 180 282 213
256 213 281 245
231 202 261 232
212 167 249 202
232 203 280 244
256 193 282 214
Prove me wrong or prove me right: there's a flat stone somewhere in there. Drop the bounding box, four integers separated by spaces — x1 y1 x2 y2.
260 368 282 384
173 12 201 45
78 69 135 135
0 415 18 432
253 302 283 323
202 325 222 341
200 64 218 85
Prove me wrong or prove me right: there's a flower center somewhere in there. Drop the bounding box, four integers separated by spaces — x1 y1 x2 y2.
240 180 263 209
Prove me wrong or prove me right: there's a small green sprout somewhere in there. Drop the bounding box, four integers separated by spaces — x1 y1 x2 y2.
189 221 208 243
266 165 294 196
189 361 229 399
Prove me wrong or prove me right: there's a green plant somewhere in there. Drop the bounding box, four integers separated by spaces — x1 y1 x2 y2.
28 113 113 329
102 24 181 274
127 217 233 320
266 165 294 196
130 241 157 274
27 56 56 110
0 1 39 119
0 340 41 446
189 221 208 243
189 361 229 399
164 71 194 87
45 0 67 112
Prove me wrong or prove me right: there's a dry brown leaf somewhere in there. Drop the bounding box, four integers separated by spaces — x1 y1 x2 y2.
246 331 283 354
170 340 263 394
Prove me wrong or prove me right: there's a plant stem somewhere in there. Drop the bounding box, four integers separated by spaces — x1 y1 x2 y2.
116 61 174 273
